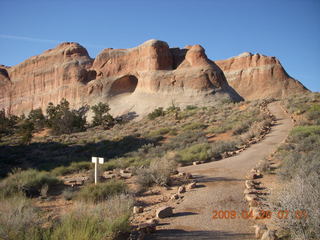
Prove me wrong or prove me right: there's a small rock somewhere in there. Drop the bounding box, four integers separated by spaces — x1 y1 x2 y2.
146 218 159 225
261 229 278 240
171 194 179 200
185 173 193 179
244 194 257 202
243 188 255 195
177 186 186 194
137 223 156 234
178 172 186 177
253 224 267 239
173 170 179 175
193 161 200 165
156 206 173 218
120 169 130 174
187 182 197 189
133 206 144 214
248 200 259 207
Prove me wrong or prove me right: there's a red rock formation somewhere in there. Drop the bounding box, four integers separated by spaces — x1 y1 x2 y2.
0 40 240 117
215 52 309 100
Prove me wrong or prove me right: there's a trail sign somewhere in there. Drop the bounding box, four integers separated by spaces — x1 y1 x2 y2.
92 157 104 184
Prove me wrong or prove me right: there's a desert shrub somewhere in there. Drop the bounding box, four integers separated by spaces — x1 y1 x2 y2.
232 121 250 135
166 104 181 113
210 140 238 159
185 105 198 110
290 125 320 139
147 127 171 137
176 143 211 164
0 195 44 240
76 180 128 203
51 161 92 176
306 104 320 123
16 119 34 144
182 122 207 131
136 155 177 188
62 188 75 201
206 125 230 134
270 175 320 240
278 126 320 180
166 130 207 150
148 107 165 120
0 169 60 198
50 194 133 240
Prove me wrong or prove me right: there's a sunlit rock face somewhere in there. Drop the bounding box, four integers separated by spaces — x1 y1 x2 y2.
0 40 241 117
215 52 309 100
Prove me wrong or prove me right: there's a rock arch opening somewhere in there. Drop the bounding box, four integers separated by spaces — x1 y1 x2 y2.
110 75 138 96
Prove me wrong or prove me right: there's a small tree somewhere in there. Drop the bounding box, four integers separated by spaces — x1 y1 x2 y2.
28 108 45 131
17 119 34 144
91 102 115 128
46 99 89 135
0 109 18 135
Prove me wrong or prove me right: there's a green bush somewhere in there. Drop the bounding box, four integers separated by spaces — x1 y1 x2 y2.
147 127 171 137
148 107 165 120
278 125 320 180
51 161 92 176
210 140 238 159
290 125 320 139
306 104 320 123
76 180 128 203
0 169 60 198
136 156 177 188
182 122 207 131
50 195 132 240
16 119 34 145
176 143 211 164
185 105 198 110
232 121 250 135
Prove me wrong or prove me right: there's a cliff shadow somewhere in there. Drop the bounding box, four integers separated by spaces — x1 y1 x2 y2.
210 60 244 102
0 134 162 178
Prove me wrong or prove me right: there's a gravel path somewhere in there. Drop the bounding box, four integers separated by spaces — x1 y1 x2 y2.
146 101 293 240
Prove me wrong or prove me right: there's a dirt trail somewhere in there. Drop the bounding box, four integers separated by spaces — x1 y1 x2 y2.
146 101 293 240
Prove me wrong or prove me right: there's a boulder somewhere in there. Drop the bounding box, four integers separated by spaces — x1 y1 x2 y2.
177 186 186 194
156 206 173 218
187 182 197 189
133 206 144 214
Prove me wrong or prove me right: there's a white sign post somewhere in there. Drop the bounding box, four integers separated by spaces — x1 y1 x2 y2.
92 157 104 185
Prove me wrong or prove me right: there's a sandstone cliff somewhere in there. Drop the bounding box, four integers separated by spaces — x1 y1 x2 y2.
215 52 309 100
0 40 241 117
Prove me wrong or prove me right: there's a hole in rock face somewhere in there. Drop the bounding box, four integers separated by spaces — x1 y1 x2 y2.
110 75 138 96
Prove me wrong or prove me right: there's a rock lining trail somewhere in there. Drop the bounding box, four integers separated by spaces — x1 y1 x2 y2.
146 101 293 240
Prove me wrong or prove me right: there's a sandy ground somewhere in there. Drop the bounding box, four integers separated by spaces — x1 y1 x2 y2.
146 101 293 240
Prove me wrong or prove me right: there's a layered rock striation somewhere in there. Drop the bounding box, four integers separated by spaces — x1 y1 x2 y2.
0 40 309 117
0 40 241 116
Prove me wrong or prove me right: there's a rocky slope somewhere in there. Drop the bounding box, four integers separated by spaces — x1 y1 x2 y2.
0 40 241 117
215 52 309 100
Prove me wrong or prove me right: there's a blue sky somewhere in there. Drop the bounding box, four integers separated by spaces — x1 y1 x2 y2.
0 0 319 92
